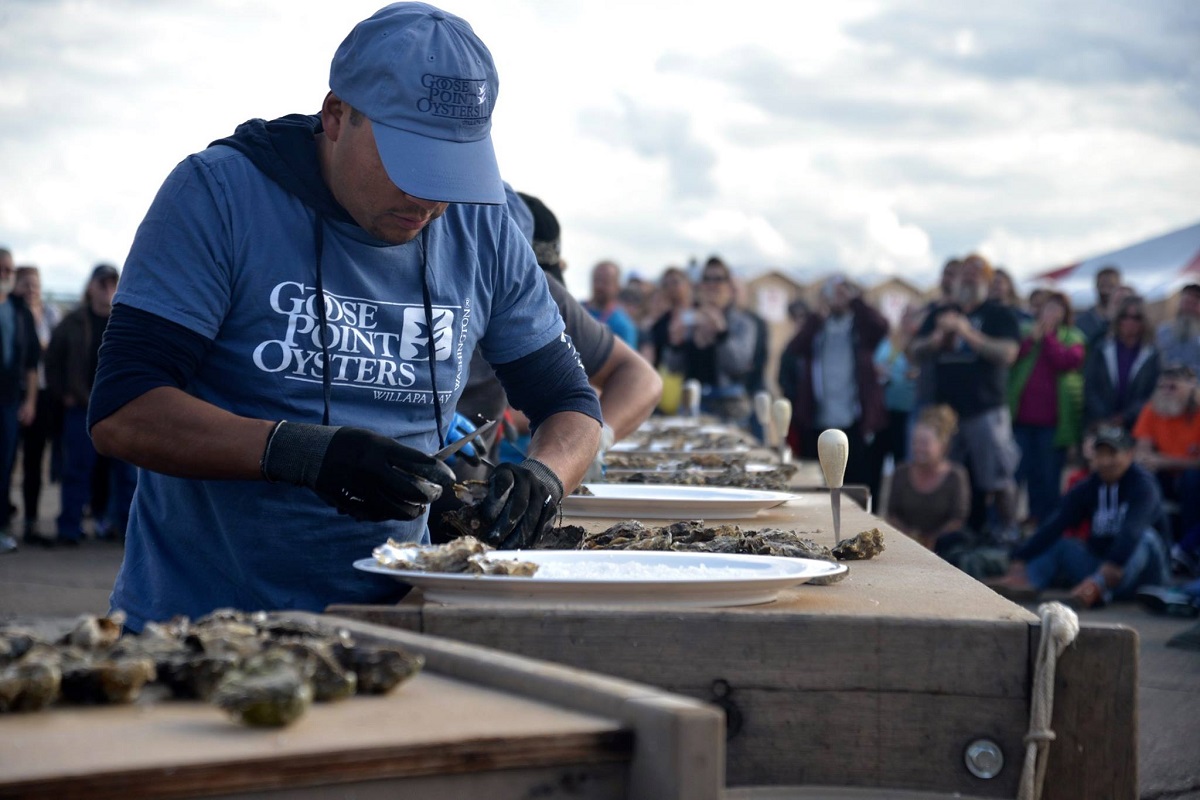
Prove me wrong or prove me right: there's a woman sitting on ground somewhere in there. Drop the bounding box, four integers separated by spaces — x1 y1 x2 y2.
885 404 971 554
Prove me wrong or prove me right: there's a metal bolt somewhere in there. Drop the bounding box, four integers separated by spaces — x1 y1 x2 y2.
964 739 1004 779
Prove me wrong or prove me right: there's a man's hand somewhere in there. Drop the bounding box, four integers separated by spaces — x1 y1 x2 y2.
477 458 563 549
262 422 455 522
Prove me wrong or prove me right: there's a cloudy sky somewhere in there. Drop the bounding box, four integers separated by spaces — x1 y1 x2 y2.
1 0 1197 300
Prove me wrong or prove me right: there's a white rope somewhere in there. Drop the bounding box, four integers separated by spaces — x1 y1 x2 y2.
1018 601 1080 800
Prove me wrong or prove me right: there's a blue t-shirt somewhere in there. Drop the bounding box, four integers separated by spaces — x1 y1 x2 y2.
109 145 565 629
586 304 639 349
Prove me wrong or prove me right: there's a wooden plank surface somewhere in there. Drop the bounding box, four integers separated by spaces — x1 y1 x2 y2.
1036 622 1139 800
0 672 630 800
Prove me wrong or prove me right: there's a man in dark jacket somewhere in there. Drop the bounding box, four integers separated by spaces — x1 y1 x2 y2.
0 248 40 553
991 425 1169 608
44 264 136 545
781 274 889 500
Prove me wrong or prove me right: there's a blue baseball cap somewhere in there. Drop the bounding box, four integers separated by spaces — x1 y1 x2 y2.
329 3 505 205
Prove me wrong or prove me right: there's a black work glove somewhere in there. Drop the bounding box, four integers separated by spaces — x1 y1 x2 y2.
262 422 456 522
478 458 564 549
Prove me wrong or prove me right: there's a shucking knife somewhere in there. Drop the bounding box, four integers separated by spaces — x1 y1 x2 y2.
433 418 500 463
817 428 849 541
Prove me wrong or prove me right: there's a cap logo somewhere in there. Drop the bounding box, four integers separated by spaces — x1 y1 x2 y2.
419 74 489 126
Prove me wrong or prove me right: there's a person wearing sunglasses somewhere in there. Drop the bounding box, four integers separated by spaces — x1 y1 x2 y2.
1082 294 1161 431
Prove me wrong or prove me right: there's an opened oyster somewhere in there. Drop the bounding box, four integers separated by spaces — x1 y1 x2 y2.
373 536 539 577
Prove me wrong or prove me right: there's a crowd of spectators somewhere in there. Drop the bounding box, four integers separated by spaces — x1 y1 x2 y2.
4 240 1199 617
605 253 1200 615
0 252 137 553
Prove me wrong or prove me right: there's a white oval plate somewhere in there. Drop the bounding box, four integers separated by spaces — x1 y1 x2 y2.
354 549 845 608
561 483 803 519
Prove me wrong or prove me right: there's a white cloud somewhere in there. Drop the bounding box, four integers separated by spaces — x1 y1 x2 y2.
0 0 1196 301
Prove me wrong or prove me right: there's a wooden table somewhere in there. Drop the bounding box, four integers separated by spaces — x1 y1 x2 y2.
0 614 724 800
330 497 1138 799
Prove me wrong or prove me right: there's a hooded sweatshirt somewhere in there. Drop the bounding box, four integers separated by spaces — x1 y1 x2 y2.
1013 461 1162 565
94 115 596 630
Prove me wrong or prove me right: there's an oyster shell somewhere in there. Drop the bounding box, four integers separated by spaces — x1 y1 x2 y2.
0 657 61 713
833 528 886 560
333 642 424 695
467 554 539 576
210 649 314 728
59 653 156 705
374 536 492 574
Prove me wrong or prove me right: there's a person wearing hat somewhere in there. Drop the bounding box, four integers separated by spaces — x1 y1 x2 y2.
44 263 136 547
0 248 39 554
989 425 1169 608
87 3 602 632
908 253 1022 544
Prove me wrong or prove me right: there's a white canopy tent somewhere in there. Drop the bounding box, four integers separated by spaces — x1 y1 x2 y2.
1030 220 1200 306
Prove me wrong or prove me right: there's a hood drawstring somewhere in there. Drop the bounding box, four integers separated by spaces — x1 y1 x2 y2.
419 226 446 449
314 216 332 426
310 216 445 447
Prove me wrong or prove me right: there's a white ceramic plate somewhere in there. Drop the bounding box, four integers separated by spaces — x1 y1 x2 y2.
354 549 845 608
561 483 803 519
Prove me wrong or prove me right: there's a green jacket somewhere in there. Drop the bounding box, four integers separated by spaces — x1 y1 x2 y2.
1007 323 1086 448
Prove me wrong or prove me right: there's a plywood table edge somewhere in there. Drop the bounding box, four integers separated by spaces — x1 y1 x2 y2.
305 611 726 800
0 730 631 800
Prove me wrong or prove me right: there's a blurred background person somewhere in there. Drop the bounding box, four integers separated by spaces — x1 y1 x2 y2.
885 404 970 555
1155 282 1200 377
1007 290 1085 530
1075 265 1123 343
0 249 40 554
1082 294 1160 432
584 260 639 348
874 303 922 472
11 265 61 545
680 257 758 425
647 266 694 415
781 274 888 500
989 267 1031 323
45 264 136 545
1131 364 1200 575
908 254 1021 544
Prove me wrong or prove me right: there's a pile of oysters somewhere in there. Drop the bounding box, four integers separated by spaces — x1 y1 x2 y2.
0 610 423 727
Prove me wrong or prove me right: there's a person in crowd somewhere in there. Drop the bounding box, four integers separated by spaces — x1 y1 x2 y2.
731 271 771 441
646 266 694 413
781 274 889 500
11 265 61 544
1075 265 1123 343
617 271 656 349
910 258 962 424
1155 283 1200 377
874 303 922 467
86 3 603 631
1007 290 1085 528
0 249 40 554
1027 287 1051 321
907 253 1022 543
777 298 811 448
885 404 970 554
676 257 758 425
584 260 639 348
1082 294 1160 431
44 264 136 545
1131 364 1200 575
989 268 1031 323
991 425 1169 609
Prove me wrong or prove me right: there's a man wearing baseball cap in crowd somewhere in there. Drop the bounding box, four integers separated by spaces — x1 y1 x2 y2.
988 425 1170 609
88 2 601 631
